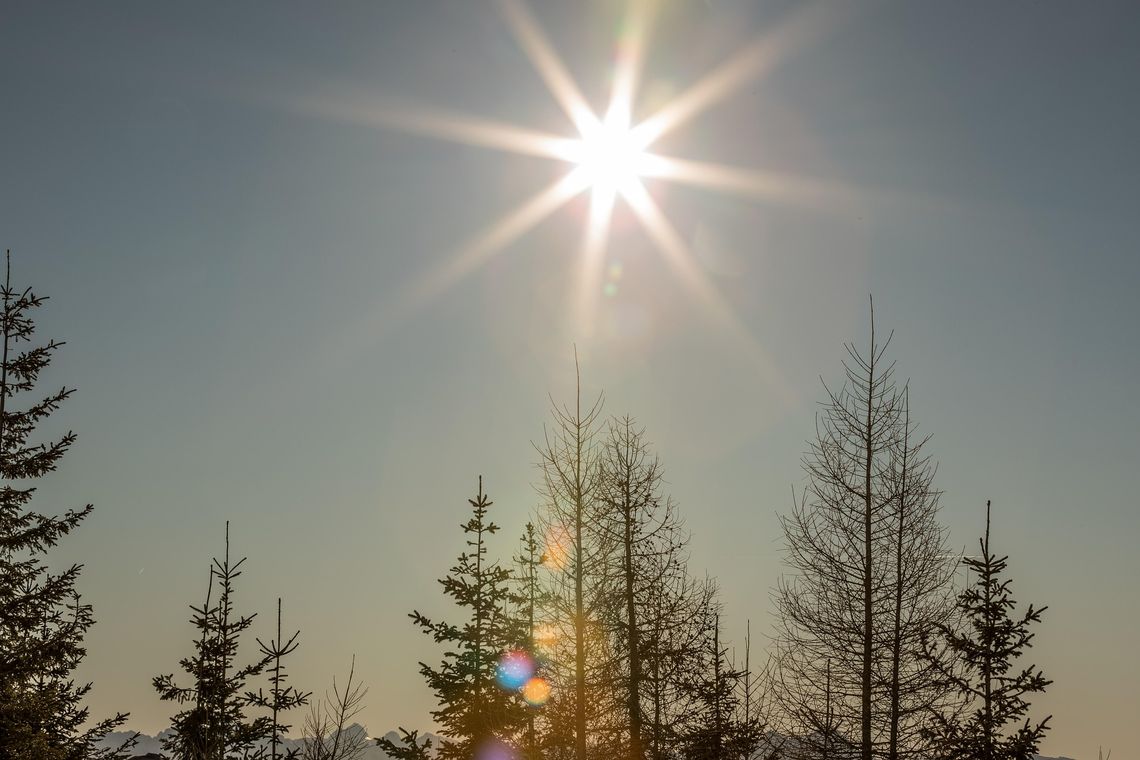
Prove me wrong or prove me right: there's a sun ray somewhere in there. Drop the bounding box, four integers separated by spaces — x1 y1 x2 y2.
498 0 600 136
296 94 580 162
630 2 838 149
640 153 862 211
297 0 865 389
572 184 618 339
606 0 654 123
408 169 591 310
621 180 795 403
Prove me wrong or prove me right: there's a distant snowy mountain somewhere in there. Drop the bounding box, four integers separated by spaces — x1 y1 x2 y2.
98 724 442 759
100 729 1074 760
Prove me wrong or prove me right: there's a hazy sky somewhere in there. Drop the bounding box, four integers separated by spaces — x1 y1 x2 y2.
3 2 1138 757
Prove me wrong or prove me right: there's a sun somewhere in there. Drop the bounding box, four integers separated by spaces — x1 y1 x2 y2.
309 0 847 375
570 105 649 202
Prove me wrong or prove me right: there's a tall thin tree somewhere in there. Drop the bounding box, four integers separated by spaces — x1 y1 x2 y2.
596 415 692 760
0 251 133 760
249 599 310 760
535 353 608 760
408 476 525 760
775 299 955 760
919 502 1051 760
154 522 272 760
513 522 544 760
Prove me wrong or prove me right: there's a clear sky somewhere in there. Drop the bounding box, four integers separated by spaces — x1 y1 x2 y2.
3 2 1138 757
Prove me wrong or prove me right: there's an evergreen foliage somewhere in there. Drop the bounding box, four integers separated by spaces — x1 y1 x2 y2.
512 522 545 760
374 728 433 760
0 253 133 760
408 476 526 760
153 523 273 760
248 599 309 760
676 611 757 760
920 501 1051 760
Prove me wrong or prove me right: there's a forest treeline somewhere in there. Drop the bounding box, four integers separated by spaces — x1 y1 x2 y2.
0 257 1053 760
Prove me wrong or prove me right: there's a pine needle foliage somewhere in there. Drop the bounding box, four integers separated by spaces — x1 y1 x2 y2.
919 501 1051 760
408 476 526 760
248 599 309 760
0 252 133 760
153 523 273 760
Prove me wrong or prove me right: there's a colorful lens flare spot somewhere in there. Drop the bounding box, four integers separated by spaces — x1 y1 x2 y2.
495 650 535 691
475 738 517 760
521 676 551 706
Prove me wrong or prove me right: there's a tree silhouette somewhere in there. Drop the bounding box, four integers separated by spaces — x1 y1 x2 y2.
512 522 545 760
775 300 956 760
408 476 525 760
919 501 1051 760
154 522 272 759
375 728 433 760
534 355 610 760
0 251 133 760
301 656 369 760
596 415 700 760
248 599 309 760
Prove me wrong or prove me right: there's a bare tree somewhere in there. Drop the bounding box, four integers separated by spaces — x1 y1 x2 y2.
881 388 957 760
774 300 955 760
595 415 695 760
534 352 610 760
301 657 369 760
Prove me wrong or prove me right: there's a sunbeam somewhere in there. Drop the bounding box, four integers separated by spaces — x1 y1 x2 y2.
498 0 599 136
640 154 861 211
408 169 591 314
622 181 795 403
631 2 839 148
307 0 855 378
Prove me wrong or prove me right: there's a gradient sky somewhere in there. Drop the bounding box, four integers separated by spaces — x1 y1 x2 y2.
3 2 1138 758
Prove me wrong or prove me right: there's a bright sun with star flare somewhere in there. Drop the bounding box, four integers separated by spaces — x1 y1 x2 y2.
314 0 845 358
568 105 650 203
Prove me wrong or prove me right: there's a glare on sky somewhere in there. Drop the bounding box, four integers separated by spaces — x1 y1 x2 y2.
298 0 851 395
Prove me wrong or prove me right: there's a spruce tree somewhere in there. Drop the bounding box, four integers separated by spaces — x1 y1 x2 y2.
408 476 526 760
512 522 544 760
374 728 432 760
154 522 272 759
919 501 1051 760
0 252 133 760
248 599 309 760
676 609 757 760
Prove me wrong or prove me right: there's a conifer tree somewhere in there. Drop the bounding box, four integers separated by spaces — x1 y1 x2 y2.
154 523 272 759
919 502 1051 760
512 522 544 760
248 599 309 760
409 476 525 760
375 728 432 760
0 251 133 760
677 610 755 760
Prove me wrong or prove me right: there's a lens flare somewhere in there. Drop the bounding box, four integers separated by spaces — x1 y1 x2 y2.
521 676 552 706
496 650 535 691
476 738 518 760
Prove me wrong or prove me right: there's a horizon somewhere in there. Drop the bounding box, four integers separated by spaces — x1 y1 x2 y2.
3 2 1138 759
